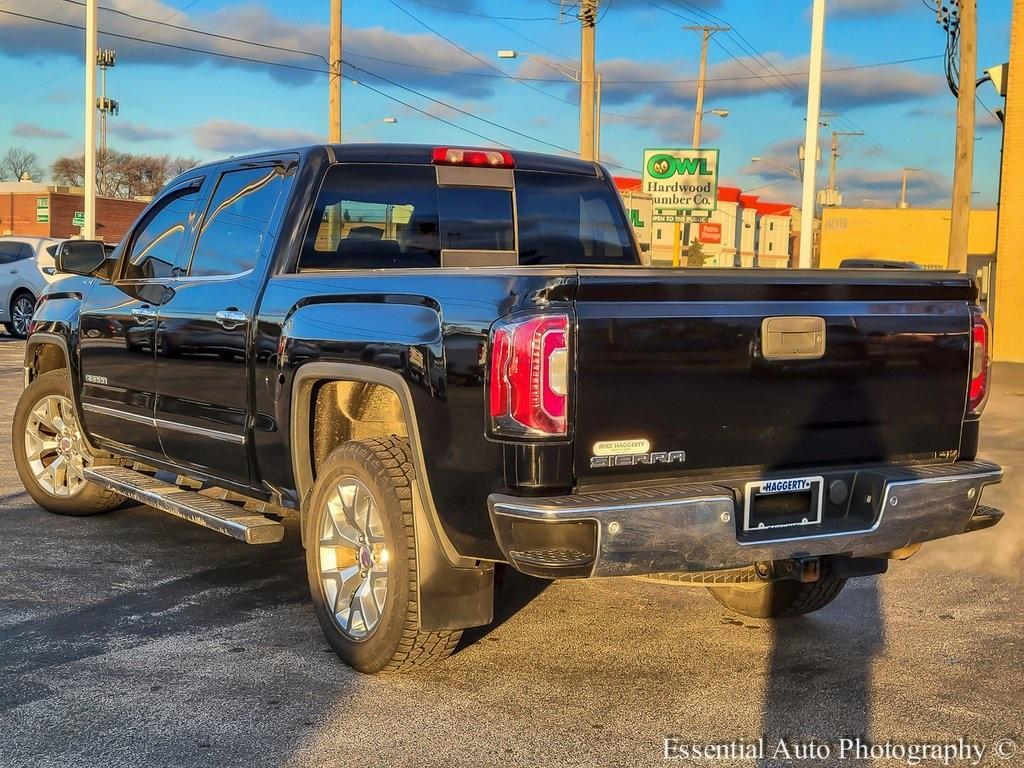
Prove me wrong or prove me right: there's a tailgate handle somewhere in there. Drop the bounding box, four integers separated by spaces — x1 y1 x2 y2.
761 316 826 360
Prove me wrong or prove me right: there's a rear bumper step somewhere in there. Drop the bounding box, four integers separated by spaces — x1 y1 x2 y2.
85 465 285 544
488 459 1002 578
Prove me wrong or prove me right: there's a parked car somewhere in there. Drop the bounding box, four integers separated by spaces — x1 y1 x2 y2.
13 144 1003 675
0 237 64 338
839 258 924 269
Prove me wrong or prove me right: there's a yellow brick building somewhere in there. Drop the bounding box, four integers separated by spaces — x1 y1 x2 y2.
819 208 997 270
994 4 1024 362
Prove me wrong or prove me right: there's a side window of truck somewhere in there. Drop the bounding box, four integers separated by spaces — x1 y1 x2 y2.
187 166 285 277
121 182 203 281
299 164 440 270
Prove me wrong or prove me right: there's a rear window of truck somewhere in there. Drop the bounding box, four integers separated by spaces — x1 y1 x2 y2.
298 163 637 270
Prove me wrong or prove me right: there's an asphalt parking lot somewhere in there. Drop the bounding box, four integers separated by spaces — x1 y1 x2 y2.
0 334 1021 768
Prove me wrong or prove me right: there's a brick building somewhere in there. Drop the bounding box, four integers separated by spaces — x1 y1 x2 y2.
0 181 147 244
994 4 1023 362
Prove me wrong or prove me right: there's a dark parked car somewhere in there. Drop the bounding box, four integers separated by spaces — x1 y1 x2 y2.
13 144 1002 674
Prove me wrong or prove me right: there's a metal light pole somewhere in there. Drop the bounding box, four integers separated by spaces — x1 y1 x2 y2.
798 0 827 268
329 0 343 143
83 0 98 239
899 166 923 209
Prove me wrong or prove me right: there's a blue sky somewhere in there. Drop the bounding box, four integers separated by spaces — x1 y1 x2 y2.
0 0 1011 207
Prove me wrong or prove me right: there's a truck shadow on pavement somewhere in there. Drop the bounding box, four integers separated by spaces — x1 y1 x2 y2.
758 378 888 766
758 580 885 766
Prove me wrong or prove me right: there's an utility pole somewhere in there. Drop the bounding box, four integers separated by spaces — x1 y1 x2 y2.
948 0 976 272
328 0 343 143
686 25 730 147
578 0 598 161
899 166 923 208
83 0 98 240
799 0 827 268
676 24 729 266
827 130 863 193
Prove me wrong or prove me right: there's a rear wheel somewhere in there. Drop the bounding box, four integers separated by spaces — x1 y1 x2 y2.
305 437 461 673
13 370 122 515
6 292 35 339
707 565 847 619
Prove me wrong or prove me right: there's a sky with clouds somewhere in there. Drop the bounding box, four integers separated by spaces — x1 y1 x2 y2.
0 0 1011 207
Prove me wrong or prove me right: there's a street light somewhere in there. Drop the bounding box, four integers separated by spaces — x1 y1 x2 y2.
704 107 729 118
341 116 398 138
496 49 603 160
750 156 802 180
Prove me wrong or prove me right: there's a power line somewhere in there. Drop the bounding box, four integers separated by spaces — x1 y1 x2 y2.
0 6 590 162
55 0 327 63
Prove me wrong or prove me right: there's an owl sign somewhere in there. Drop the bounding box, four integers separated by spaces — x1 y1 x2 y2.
642 148 720 220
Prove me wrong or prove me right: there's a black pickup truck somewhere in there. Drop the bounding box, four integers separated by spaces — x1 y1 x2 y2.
14 144 1003 674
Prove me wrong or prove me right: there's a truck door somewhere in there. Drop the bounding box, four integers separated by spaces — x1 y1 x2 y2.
153 159 292 486
79 177 206 457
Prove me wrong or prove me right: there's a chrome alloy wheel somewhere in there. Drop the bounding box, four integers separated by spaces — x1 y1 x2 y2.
24 394 90 497
318 477 389 640
11 295 34 337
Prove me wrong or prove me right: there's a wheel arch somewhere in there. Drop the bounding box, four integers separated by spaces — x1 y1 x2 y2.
290 362 494 632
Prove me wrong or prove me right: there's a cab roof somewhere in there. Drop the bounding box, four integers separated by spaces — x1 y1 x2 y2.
188 143 602 178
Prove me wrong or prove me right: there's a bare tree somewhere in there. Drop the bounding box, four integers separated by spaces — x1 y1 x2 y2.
51 150 199 198
168 155 200 178
2 147 42 182
51 155 85 187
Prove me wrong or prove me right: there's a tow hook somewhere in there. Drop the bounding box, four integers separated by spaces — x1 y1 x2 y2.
757 558 821 583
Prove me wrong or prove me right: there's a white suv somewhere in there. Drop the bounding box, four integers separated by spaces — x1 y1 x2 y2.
0 237 64 339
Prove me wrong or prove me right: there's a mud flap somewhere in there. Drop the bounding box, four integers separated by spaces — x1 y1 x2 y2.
413 484 494 632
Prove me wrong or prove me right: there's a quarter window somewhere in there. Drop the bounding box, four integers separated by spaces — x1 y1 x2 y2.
189 167 285 277
122 183 202 280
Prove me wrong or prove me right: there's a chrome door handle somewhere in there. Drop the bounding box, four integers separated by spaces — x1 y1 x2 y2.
215 309 248 330
131 306 157 322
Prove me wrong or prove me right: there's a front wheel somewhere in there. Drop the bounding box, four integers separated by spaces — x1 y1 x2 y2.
707 564 847 619
13 370 122 515
6 292 35 339
305 437 461 673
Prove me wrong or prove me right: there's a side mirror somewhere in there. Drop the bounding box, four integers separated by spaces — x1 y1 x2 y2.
56 240 109 277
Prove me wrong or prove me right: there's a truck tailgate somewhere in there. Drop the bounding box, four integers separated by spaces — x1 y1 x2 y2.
572 268 975 483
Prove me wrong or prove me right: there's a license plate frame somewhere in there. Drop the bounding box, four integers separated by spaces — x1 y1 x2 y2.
743 475 825 532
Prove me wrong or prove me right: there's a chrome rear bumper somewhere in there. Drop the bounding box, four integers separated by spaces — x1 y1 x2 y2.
488 460 1003 578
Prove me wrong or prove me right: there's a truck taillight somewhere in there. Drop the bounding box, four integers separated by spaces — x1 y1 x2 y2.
431 147 515 168
968 308 991 416
488 314 570 438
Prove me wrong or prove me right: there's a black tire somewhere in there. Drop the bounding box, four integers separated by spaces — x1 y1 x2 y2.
13 370 122 516
707 564 847 619
7 291 35 339
304 437 461 673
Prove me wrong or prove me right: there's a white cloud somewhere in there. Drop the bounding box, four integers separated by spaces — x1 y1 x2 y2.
535 52 941 111
604 104 721 144
11 122 69 139
829 0 916 17
109 121 175 142
0 1 501 98
191 119 322 153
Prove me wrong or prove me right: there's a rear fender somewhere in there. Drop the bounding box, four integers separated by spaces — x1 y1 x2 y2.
291 362 494 633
